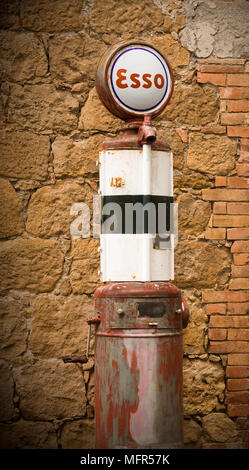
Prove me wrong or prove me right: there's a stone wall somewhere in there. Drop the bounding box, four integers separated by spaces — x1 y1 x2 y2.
0 0 248 449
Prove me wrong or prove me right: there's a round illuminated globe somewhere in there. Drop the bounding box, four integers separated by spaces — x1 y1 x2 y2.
96 41 174 121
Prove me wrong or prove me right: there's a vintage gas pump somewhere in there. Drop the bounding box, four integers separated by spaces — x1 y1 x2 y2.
92 41 189 449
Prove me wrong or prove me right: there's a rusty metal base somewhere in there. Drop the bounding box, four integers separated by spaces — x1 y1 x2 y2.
94 282 184 450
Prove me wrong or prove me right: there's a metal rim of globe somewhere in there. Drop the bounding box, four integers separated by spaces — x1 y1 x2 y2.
96 40 174 121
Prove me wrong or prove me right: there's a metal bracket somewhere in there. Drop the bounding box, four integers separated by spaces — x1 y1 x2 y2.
62 315 101 364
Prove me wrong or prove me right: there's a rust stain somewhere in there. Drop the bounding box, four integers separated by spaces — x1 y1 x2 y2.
130 349 138 374
50 171 56 185
110 176 125 187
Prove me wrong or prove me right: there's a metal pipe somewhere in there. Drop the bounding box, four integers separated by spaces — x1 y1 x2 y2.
142 143 152 281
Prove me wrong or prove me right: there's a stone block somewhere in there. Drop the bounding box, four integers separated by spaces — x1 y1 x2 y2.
183 358 225 415
29 295 92 358
202 413 238 442
70 239 100 294
187 133 237 175
0 238 64 295
175 241 231 289
0 31 48 82
184 419 202 447
152 34 190 69
0 361 15 421
182 290 208 355
0 420 57 449
13 360 86 420
53 135 102 178
159 85 219 125
78 87 120 133
0 0 20 29
20 0 85 32
0 297 28 361
60 419 95 449
89 0 164 36
178 193 211 236
0 130 49 180
0 178 24 237
49 33 106 88
26 181 93 238
8 84 79 134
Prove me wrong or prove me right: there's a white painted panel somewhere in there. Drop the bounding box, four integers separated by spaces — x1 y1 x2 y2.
100 150 173 196
100 234 174 282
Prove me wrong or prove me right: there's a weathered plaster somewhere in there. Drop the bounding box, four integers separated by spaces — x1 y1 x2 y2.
180 0 249 58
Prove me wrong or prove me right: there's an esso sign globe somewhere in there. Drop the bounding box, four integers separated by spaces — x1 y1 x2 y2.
96 41 174 120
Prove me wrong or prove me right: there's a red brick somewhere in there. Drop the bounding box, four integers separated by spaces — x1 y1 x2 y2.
228 354 249 365
227 126 249 138
227 203 249 214
227 228 249 240
228 404 249 417
203 290 249 302
239 149 249 163
231 241 249 252
220 87 249 99
236 164 249 177
228 329 249 341
229 301 249 314
209 341 249 353
197 72 226 86
209 316 249 328
227 177 249 189
227 100 249 112
206 303 226 315
226 366 249 377
240 142 249 152
209 328 227 340
227 302 249 314
176 128 188 143
202 188 249 201
221 113 246 125
230 278 249 290
204 228 226 240
214 202 227 214
199 58 245 65
201 126 225 135
227 74 249 87
232 265 249 277
215 176 227 187
199 64 244 74
213 214 249 227
226 391 249 404
227 379 249 391
233 253 249 265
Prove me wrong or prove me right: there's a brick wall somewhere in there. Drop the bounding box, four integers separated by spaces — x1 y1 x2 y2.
197 58 249 426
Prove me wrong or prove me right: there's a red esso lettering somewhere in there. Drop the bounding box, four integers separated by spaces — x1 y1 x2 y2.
116 69 164 89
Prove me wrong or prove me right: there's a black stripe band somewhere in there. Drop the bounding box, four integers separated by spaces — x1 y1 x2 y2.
101 195 174 235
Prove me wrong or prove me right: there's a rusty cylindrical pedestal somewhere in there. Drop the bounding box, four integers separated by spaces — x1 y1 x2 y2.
94 281 188 449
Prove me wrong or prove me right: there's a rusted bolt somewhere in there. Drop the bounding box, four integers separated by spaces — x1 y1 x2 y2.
117 308 125 316
63 355 88 364
87 315 101 325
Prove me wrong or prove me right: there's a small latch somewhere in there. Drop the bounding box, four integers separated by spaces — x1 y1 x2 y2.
63 355 88 364
62 315 101 364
